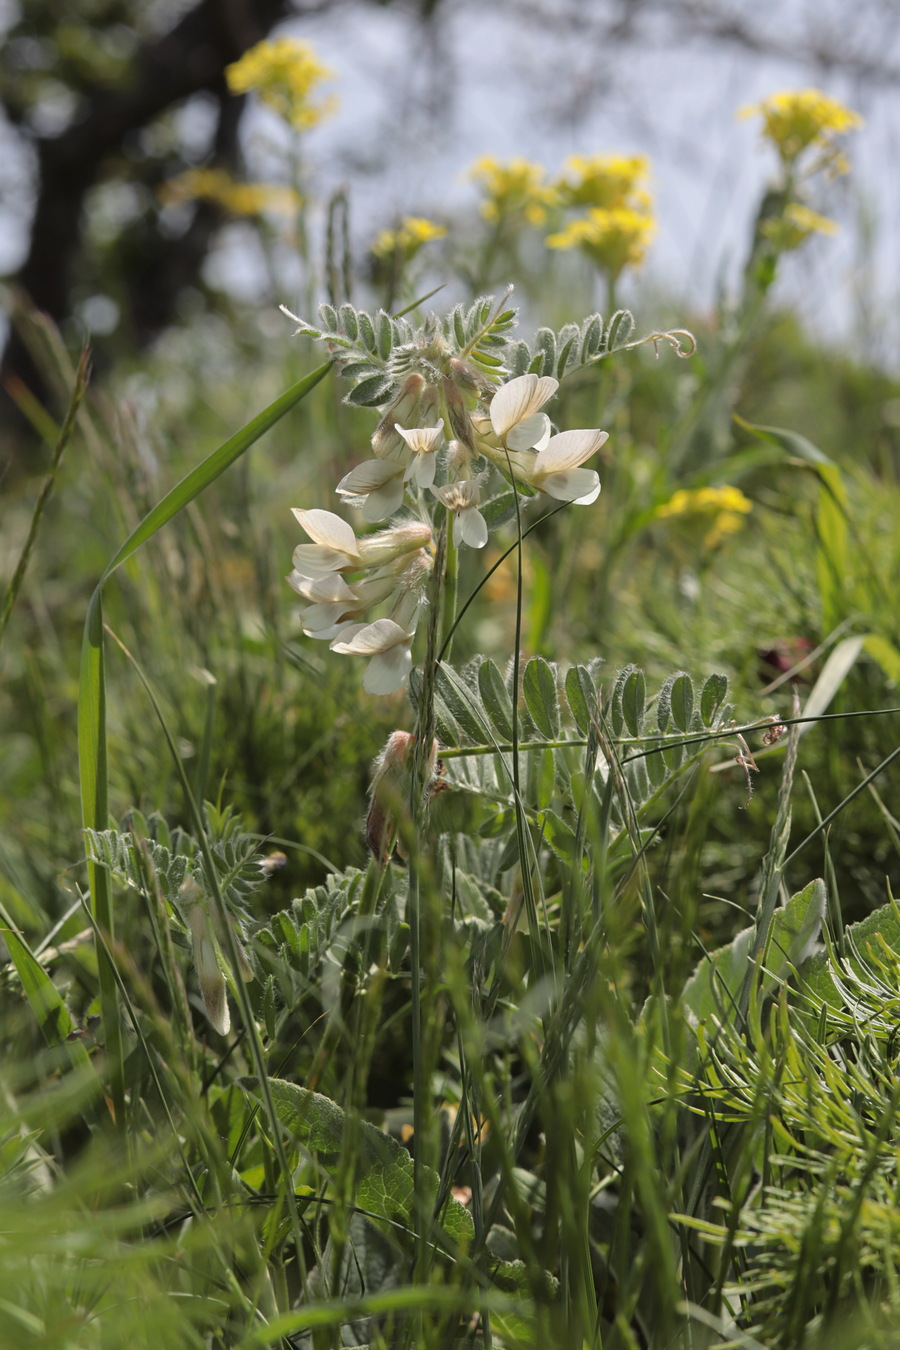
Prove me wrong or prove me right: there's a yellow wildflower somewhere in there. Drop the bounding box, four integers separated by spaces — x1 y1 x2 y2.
655 486 753 550
159 168 301 217
556 153 652 212
469 156 557 227
225 37 337 131
372 216 447 263
738 88 863 169
762 202 838 252
545 206 655 280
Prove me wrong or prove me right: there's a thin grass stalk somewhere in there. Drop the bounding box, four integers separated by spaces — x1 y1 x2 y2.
104 625 311 1300
408 522 445 1314
0 344 90 651
77 360 332 1130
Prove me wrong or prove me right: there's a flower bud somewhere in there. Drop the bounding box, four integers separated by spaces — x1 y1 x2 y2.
187 903 230 1036
371 373 425 459
366 731 438 862
444 378 477 452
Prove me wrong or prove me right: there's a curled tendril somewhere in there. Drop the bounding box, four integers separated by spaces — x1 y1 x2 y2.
613 327 698 360
647 328 697 358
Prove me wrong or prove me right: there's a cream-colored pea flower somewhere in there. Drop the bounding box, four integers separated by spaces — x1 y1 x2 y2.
527 426 608 504
287 569 399 640
331 618 416 694
328 571 424 694
336 458 408 522
431 479 489 548
396 420 444 490
488 374 559 451
290 509 431 579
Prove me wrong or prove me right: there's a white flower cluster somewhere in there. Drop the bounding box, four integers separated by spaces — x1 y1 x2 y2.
289 369 607 694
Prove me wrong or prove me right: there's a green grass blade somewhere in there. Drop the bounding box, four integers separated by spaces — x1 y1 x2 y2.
0 897 81 1051
98 360 332 585
0 345 90 650
77 360 332 1130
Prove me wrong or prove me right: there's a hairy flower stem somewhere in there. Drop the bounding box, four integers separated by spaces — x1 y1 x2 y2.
407 524 446 1291
440 510 459 662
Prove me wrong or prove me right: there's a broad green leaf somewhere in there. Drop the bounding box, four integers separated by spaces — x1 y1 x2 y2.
816 463 849 630
338 303 358 339
655 734 681 778
528 747 556 811
479 659 515 742
606 310 635 349
0 899 81 1048
656 679 672 733
863 633 900 685
556 333 577 378
580 313 604 361
609 666 634 737
375 310 393 360
799 635 864 736
523 658 559 740
358 310 377 351
540 807 579 864
733 415 834 468
700 673 728 727
670 673 694 733
565 664 598 736
435 664 489 744
481 490 524 530
319 302 338 331
682 878 827 1028
799 894 900 1011
345 372 393 407
621 668 646 738
239 1077 474 1247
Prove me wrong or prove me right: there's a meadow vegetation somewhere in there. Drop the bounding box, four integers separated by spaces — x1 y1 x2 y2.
1 50 899 1349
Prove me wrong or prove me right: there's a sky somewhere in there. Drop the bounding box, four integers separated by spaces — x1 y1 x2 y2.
244 0 900 368
1 0 898 368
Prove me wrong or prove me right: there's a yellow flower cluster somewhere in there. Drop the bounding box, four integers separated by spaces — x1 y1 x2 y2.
549 153 654 280
372 216 447 262
762 202 839 252
225 37 337 131
739 88 863 170
556 153 652 212
469 156 558 227
467 151 655 279
655 486 753 550
546 207 656 281
159 168 301 218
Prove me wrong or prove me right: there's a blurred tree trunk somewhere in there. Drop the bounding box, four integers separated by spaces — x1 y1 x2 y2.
1 0 290 470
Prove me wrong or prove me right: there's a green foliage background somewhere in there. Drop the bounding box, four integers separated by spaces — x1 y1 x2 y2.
2 73 900 1349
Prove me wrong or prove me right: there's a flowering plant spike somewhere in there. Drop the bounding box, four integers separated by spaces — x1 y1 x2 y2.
285 294 693 695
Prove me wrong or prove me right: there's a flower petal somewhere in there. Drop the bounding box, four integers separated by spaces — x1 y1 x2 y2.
291 543 353 578
539 468 601 504
405 451 437 489
534 428 608 472
361 477 407 522
395 419 444 454
337 459 405 495
363 643 413 694
489 374 559 438
507 412 551 453
458 507 489 548
287 570 355 601
301 601 355 635
331 618 411 656
292 507 360 557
